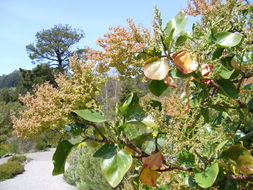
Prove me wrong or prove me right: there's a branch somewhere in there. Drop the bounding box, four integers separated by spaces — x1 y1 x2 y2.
83 136 114 143
157 166 193 172
237 72 246 91
225 175 253 181
89 123 107 140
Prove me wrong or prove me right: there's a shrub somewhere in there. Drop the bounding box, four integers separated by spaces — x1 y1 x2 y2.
0 161 24 181
64 146 112 190
8 155 27 163
35 140 47 151
0 143 10 157
9 140 20 153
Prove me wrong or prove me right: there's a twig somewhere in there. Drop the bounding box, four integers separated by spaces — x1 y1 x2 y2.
157 166 193 172
224 175 253 181
89 122 107 140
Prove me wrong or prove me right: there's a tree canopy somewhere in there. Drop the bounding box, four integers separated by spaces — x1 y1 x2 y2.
0 70 21 89
26 24 84 70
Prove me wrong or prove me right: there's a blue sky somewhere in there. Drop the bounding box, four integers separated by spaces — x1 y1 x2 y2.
0 0 196 75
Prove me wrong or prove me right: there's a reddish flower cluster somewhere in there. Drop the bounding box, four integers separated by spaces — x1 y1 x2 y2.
85 19 151 77
184 0 222 16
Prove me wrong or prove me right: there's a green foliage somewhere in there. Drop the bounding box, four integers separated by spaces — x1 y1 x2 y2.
178 151 195 168
0 88 18 103
9 140 20 153
164 12 188 39
100 149 132 187
26 24 84 70
8 155 27 163
119 93 134 115
52 140 74 175
215 79 239 99
148 80 168 97
0 70 21 89
17 64 57 94
64 146 112 190
0 161 24 181
35 140 48 151
212 32 242 48
194 163 219 188
0 143 10 157
0 101 23 143
73 109 106 123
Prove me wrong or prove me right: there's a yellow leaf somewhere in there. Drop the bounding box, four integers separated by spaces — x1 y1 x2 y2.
222 145 253 175
140 168 159 187
77 142 86 147
124 146 133 154
172 50 198 74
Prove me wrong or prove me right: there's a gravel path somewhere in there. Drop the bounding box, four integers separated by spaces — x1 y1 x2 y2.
0 149 76 190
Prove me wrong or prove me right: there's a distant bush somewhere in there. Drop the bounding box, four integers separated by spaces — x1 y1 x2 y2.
0 161 24 181
8 155 27 163
9 140 20 153
64 146 112 190
0 143 10 157
35 140 47 151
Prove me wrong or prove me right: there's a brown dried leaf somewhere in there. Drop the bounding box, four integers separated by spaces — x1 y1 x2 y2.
143 151 163 170
139 168 160 187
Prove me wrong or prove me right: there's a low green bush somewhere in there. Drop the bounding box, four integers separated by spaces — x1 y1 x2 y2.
35 140 47 151
9 140 20 153
0 143 10 157
8 155 27 163
64 146 112 190
0 161 24 181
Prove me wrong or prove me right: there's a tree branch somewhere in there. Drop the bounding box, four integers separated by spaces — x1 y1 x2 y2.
89 123 107 140
157 166 193 172
225 175 253 181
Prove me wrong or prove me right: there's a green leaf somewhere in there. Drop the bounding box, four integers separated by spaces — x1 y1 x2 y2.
236 51 253 64
244 83 253 90
73 109 106 123
144 59 170 80
215 79 238 99
175 33 188 46
214 140 228 153
213 32 242 48
164 12 188 39
148 100 162 111
52 140 74 175
222 180 238 190
142 116 158 129
218 66 235 79
101 149 133 187
93 143 117 158
142 140 156 155
201 108 209 123
247 98 253 110
170 69 191 79
164 28 175 49
125 95 147 122
234 130 253 142
124 121 150 140
120 93 134 114
194 163 219 188
212 48 224 60
221 145 253 175
149 80 168 97
178 151 195 168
